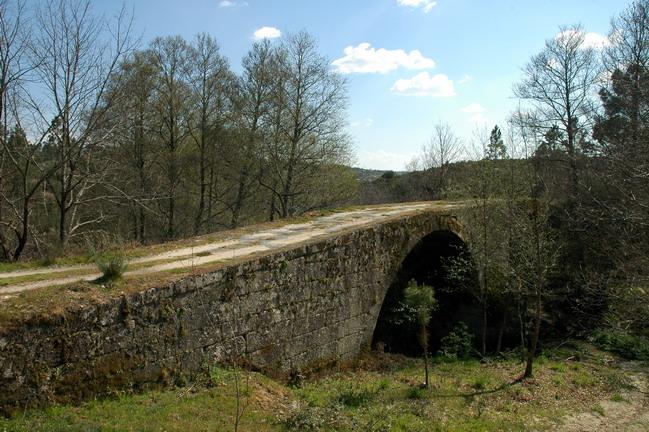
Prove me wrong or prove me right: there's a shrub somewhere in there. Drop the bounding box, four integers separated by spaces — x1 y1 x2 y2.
439 322 474 359
282 405 325 431
406 386 428 400
590 328 649 361
95 252 127 283
335 385 374 408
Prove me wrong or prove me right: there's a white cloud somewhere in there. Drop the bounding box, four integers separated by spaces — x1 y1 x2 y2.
332 43 435 74
458 74 472 84
397 0 438 13
461 102 485 114
358 149 417 171
391 72 455 97
461 103 488 124
556 29 610 50
351 118 374 128
253 26 281 41
219 0 248 7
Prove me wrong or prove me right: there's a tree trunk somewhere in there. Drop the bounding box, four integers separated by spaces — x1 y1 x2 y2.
12 199 29 261
424 349 429 388
167 194 175 240
479 266 488 357
58 197 69 247
496 311 507 354
524 292 542 378
268 190 276 222
195 168 206 235
139 206 146 243
518 301 526 363
231 170 248 229
282 163 294 219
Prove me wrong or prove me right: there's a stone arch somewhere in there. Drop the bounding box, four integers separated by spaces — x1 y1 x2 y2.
372 220 478 356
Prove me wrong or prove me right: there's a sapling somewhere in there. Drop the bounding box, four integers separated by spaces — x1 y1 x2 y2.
403 280 437 388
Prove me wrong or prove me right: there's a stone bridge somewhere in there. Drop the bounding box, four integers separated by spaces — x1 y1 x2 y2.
0 202 469 413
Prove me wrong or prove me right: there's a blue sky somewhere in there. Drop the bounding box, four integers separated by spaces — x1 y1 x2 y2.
96 0 628 170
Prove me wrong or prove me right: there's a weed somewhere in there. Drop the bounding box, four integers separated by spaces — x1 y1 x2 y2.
610 393 626 402
376 378 390 391
94 252 127 283
472 374 490 390
572 371 598 387
549 363 566 373
282 406 324 431
335 384 374 408
591 403 605 416
406 386 428 400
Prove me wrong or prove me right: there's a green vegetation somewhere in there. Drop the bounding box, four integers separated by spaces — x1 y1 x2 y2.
0 1 355 263
590 328 649 361
1 346 637 432
94 252 128 283
439 322 474 359
402 280 437 387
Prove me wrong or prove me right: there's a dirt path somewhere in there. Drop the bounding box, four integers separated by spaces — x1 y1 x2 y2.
0 202 459 295
558 361 649 431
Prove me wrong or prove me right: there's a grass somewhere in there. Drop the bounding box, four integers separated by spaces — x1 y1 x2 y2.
1 368 286 432
0 268 93 287
0 345 636 432
94 252 128 283
591 403 606 416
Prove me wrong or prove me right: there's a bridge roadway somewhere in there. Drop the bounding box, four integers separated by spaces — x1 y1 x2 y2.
0 202 463 296
0 200 468 413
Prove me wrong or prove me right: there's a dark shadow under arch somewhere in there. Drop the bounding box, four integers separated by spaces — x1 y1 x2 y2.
372 230 480 356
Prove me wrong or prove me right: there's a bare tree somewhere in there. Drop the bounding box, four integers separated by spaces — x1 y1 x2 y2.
0 124 60 260
229 39 275 228
149 35 191 240
594 0 649 215
514 25 600 197
260 31 350 218
0 0 31 259
410 121 463 199
0 0 29 141
187 33 233 234
605 0 649 74
103 51 159 243
587 1 649 331
30 0 135 247
455 127 507 357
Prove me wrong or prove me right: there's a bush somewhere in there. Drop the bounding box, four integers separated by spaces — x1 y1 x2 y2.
590 328 649 361
406 386 428 400
439 322 474 359
95 252 127 282
282 405 325 431
335 385 374 408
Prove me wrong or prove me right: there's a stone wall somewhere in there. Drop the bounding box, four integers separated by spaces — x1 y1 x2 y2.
0 211 461 413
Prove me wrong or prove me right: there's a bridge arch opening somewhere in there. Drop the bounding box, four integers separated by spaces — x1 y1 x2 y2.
372 229 480 356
